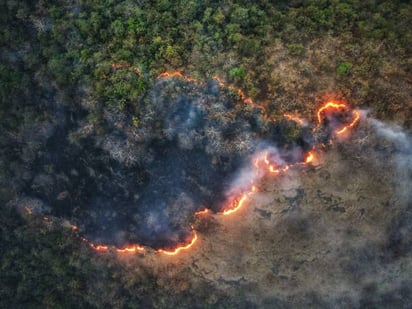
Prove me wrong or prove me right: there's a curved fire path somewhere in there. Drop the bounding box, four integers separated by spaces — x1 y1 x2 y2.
25 71 360 256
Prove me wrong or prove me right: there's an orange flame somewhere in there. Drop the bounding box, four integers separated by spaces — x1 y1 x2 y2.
71 70 361 255
157 71 200 84
157 71 184 79
269 165 280 174
158 72 265 111
222 194 249 216
284 113 305 126
90 244 109 252
116 245 145 254
336 110 360 135
305 151 314 164
263 151 270 165
157 231 198 255
317 101 360 135
317 102 346 123
233 86 265 110
195 208 210 216
89 242 145 254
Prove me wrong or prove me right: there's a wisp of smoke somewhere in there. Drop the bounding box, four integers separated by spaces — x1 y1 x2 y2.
9 77 351 249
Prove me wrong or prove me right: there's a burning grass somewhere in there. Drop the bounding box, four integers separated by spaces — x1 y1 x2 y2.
17 71 359 256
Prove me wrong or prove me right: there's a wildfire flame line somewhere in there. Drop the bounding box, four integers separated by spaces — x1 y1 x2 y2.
222 194 249 216
316 101 360 135
220 149 316 216
29 70 360 256
157 230 198 255
116 245 145 253
195 208 210 216
284 113 306 126
305 151 314 164
157 71 266 112
90 244 109 252
336 110 360 134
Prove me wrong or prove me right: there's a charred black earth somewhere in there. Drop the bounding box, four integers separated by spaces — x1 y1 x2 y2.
11 77 342 249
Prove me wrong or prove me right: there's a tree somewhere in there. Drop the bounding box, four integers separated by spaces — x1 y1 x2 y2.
336 61 353 75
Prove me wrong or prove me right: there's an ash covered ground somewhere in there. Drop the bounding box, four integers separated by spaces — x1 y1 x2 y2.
7 75 411 307
5 79 412 308
2 1 411 307
118 116 412 308
9 77 320 249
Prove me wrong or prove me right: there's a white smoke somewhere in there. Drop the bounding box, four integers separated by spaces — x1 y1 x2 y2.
367 117 412 179
369 118 411 148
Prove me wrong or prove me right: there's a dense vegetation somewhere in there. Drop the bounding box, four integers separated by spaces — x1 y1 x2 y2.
1 0 411 307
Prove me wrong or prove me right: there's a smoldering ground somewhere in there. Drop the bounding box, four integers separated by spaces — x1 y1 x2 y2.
263 115 412 307
4 71 411 307
166 112 411 308
8 76 326 249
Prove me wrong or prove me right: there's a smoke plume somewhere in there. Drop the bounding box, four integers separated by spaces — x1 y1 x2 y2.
9 76 355 250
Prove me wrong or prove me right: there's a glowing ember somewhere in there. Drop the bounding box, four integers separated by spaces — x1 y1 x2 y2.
316 101 360 135
231 86 265 111
157 231 198 255
158 72 265 112
157 71 184 79
222 194 249 216
195 208 210 216
90 244 109 252
317 102 346 123
269 165 280 174
157 71 199 84
264 152 270 165
33 70 360 256
336 110 360 134
116 245 145 254
305 151 314 164
284 113 306 126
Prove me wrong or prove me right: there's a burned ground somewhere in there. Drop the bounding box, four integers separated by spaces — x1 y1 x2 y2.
123 121 412 308
1 1 411 308
5 75 410 307
9 77 320 249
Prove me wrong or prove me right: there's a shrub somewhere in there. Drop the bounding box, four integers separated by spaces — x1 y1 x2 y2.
336 61 353 75
287 43 305 56
229 67 246 80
